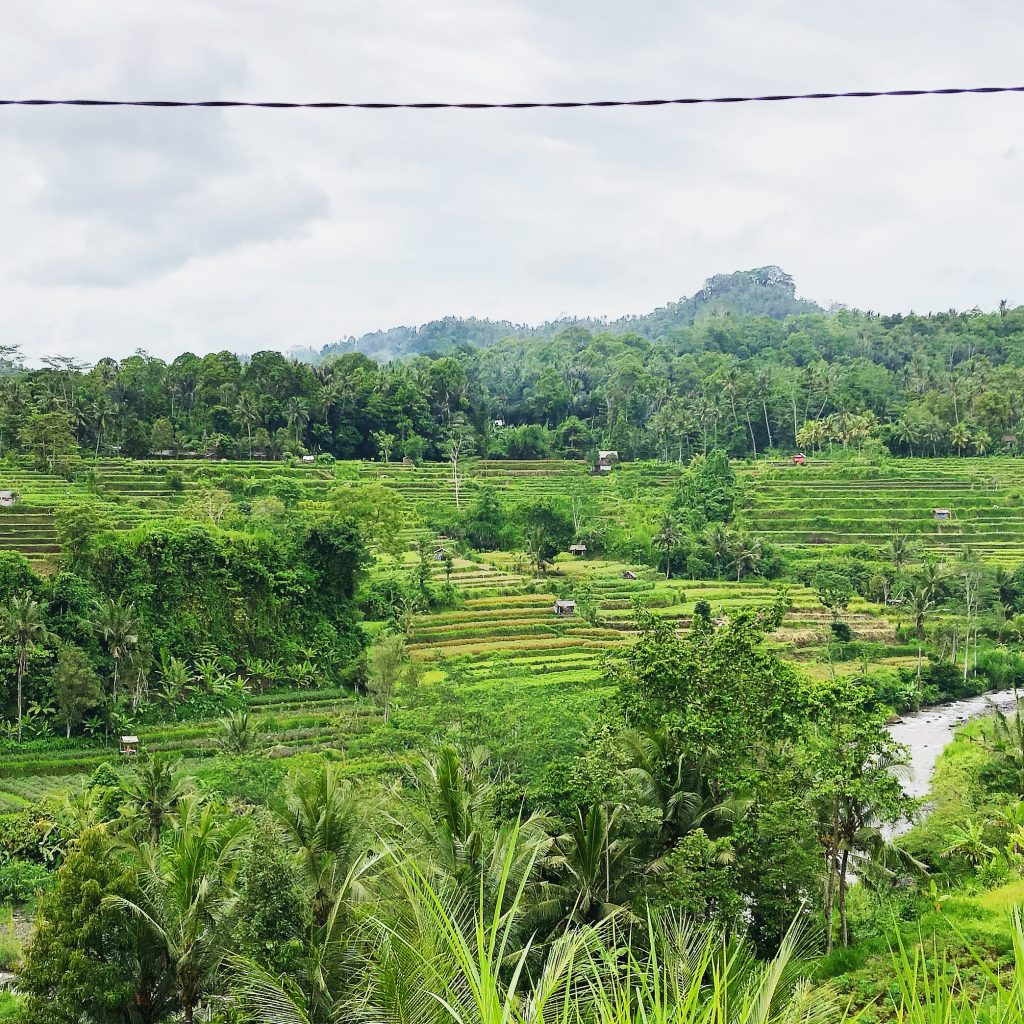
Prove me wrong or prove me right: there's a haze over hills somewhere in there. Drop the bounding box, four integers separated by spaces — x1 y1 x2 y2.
292 266 822 364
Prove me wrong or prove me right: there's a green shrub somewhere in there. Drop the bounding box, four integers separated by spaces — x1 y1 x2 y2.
0 860 52 903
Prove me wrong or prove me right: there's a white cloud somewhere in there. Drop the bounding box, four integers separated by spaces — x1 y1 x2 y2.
1 0 1023 362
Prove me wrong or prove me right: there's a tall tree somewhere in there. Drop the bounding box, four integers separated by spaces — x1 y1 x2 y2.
94 595 141 704
1 592 54 742
106 798 249 1024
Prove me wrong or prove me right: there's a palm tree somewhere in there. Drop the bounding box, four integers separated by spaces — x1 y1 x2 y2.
234 394 260 457
274 765 378 928
900 584 935 681
892 417 919 456
526 525 550 577
731 531 764 581
285 397 310 445
950 420 970 456
90 395 111 459
0 593 54 742
122 755 190 843
402 744 551 916
888 531 914 571
545 803 633 928
219 710 261 755
1003 614 1024 645
106 798 249 1024
653 515 682 579
94 595 140 703
620 727 751 845
703 523 736 578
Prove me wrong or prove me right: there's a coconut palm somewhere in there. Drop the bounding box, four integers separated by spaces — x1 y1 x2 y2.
0 592 55 742
703 523 737 577
972 428 992 455
620 726 752 845
94 594 141 703
950 420 971 455
285 396 310 445
274 765 379 929
892 417 920 456
106 798 249 1024
219 709 261 756
401 744 552 917
544 802 634 928
888 530 915 571
653 515 682 579
730 531 764 581
526 525 550 577
234 394 260 457
121 755 191 844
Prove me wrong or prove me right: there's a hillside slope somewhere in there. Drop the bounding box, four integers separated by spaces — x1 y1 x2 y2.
296 266 821 363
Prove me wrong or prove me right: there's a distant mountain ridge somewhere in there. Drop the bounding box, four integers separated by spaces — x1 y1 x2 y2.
293 266 821 364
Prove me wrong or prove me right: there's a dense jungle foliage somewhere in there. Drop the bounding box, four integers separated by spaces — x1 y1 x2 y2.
4 270 1024 465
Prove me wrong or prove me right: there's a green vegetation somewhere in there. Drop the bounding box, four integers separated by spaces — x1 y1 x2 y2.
1 329 1024 1017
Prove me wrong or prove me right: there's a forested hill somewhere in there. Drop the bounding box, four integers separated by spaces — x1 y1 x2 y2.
296 266 821 363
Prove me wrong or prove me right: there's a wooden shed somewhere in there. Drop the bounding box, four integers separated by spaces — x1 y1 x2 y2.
553 599 576 617
0 491 17 508
120 735 140 756
569 543 587 556
792 453 806 466
932 508 952 521
622 570 638 580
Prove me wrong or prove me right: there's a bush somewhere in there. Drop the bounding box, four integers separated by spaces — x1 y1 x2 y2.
830 621 853 643
166 472 185 492
0 859 52 903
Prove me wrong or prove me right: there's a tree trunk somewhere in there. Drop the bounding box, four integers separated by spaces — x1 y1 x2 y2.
823 797 840 953
839 847 851 946
16 650 25 744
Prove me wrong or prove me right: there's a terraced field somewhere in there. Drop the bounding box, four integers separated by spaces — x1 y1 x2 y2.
0 453 981 804
0 688 382 786
742 457 1024 565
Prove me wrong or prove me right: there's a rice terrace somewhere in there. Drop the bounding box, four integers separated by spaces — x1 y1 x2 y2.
6 3 1024 1017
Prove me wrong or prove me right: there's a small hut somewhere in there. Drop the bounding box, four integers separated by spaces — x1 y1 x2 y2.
597 450 619 473
301 454 316 463
0 491 17 508
120 735 140 756
553 599 576 617
792 453 807 466
932 508 952 521
433 547 448 561
569 543 587 556
402 456 414 465
622 570 638 580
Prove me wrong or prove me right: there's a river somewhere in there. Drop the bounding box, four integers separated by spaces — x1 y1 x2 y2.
886 687 1021 837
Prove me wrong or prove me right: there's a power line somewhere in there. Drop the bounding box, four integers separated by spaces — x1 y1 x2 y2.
1 85 1024 111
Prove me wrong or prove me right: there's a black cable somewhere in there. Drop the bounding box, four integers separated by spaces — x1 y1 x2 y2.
1 85 1023 110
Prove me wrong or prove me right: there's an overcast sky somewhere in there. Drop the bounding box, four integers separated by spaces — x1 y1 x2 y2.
2 0 1023 364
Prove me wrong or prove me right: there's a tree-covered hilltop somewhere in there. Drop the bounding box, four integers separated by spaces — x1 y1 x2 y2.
300 266 821 363
7 292 1024 463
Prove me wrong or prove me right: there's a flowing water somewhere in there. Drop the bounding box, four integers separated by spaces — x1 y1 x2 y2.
886 687 1021 837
